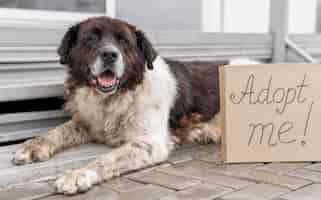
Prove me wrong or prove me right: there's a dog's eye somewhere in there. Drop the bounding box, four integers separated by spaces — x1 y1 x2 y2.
91 27 101 35
116 34 129 46
85 28 101 45
87 35 99 43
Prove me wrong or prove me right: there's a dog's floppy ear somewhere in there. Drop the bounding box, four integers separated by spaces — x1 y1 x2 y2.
58 24 79 65
135 30 157 70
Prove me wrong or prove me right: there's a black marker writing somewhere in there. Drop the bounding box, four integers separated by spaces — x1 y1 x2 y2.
230 74 309 114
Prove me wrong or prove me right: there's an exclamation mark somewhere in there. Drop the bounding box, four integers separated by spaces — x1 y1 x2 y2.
302 101 314 146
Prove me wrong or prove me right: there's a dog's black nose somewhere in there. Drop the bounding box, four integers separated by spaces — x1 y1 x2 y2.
101 51 118 64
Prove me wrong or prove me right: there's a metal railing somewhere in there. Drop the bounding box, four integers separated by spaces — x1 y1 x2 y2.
270 0 318 63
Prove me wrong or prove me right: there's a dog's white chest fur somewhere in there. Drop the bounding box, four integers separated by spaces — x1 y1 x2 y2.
74 57 177 147
74 87 134 146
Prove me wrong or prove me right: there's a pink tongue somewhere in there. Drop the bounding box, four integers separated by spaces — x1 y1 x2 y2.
97 75 116 87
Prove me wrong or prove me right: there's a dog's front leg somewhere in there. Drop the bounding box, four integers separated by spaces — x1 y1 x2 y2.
55 138 170 195
13 120 92 165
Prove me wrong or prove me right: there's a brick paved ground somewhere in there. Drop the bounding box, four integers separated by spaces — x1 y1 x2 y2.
1 143 321 199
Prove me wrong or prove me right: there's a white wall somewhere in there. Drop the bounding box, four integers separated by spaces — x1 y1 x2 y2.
202 0 318 34
202 0 222 32
116 0 317 33
202 0 270 33
116 0 202 31
288 0 317 33
224 0 270 33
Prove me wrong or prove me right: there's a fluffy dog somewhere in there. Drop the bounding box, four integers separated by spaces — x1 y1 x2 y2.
12 16 223 195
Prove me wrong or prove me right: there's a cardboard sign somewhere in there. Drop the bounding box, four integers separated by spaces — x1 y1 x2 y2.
219 64 321 163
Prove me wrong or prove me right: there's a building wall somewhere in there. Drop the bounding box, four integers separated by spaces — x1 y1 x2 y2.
288 0 316 33
116 0 202 31
0 0 105 13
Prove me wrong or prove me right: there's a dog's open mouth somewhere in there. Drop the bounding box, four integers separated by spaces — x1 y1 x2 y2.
92 70 120 93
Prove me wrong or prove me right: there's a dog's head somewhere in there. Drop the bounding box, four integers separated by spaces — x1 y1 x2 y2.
58 16 157 95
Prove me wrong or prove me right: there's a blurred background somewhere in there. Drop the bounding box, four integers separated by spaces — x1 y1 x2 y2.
0 0 319 33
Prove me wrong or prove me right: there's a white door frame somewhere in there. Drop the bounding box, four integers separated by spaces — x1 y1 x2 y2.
201 0 224 32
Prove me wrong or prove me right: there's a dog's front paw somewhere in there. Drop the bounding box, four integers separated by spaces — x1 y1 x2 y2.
12 142 52 165
55 169 99 195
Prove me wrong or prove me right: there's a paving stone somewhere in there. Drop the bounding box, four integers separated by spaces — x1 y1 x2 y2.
177 143 199 150
45 186 119 200
103 178 145 192
169 144 217 164
0 182 54 200
157 160 214 174
117 184 173 200
256 163 310 175
5 144 321 199
159 162 254 190
127 170 201 190
191 145 221 163
168 151 193 164
0 144 111 187
281 184 321 200
210 163 262 177
305 163 321 172
193 151 221 163
244 170 311 190
220 183 290 200
45 184 173 200
168 146 196 165
287 169 321 183
160 183 232 200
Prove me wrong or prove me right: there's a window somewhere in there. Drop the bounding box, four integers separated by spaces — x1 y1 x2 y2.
116 0 202 31
288 0 317 33
0 0 115 25
202 0 270 33
223 0 270 33
0 0 105 13
116 0 270 33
